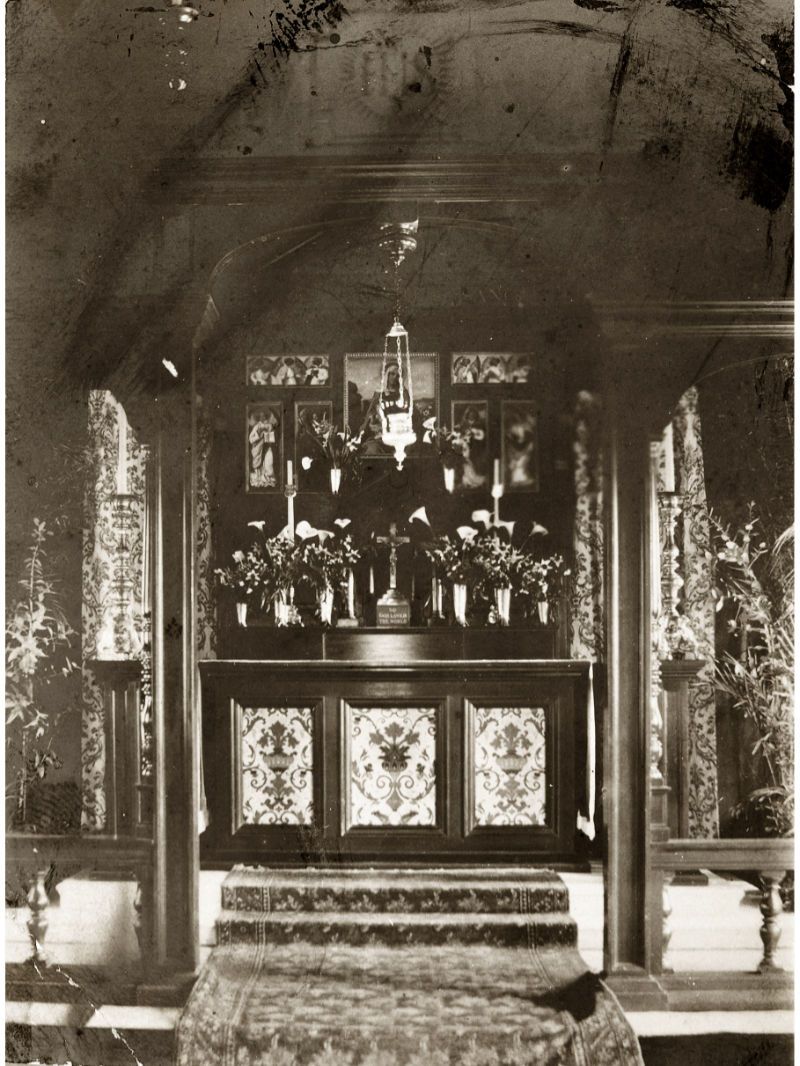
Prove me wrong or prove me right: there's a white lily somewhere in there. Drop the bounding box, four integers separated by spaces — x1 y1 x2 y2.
471 509 492 529
496 519 516 537
408 506 430 527
334 518 352 529
301 456 313 470
232 550 245 562
456 525 478 542
530 522 549 536
295 520 318 541
247 520 266 531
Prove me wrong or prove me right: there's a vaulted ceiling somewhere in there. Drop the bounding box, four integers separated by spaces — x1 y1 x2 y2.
7 0 793 488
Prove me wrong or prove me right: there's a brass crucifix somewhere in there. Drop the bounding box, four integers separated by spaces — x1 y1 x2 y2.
376 522 410 593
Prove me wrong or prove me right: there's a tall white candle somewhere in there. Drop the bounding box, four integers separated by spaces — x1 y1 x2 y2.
493 458 501 488
369 564 375 595
286 459 294 488
116 402 128 495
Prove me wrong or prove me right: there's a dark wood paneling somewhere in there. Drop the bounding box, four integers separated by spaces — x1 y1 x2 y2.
218 627 556 662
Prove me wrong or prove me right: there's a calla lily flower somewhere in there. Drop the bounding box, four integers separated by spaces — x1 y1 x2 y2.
247 521 266 531
301 456 313 470
408 506 431 527
232 550 245 562
496 519 516 537
295 521 318 541
456 525 478 542
334 518 352 529
471 509 492 529
530 522 549 536
422 416 437 430
317 529 334 544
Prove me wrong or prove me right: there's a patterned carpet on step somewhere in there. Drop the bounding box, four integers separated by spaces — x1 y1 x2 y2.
175 868 643 1066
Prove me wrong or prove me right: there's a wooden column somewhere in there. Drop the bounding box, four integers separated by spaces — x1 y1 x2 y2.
152 382 198 972
603 408 667 1007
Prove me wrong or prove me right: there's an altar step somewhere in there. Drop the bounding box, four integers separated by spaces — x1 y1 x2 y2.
179 865 641 1065
216 866 577 948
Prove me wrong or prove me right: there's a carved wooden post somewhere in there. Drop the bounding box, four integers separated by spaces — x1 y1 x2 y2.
757 870 785 973
27 867 50 965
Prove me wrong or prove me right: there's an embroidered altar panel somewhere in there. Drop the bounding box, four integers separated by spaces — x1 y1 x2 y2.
344 704 438 828
468 703 547 827
240 705 315 825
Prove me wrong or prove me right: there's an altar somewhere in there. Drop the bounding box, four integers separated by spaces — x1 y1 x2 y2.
200 637 590 866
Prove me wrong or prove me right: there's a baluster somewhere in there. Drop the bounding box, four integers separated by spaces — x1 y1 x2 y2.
133 879 144 958
27 866 50 965
662 876 673 974
757 870 785 973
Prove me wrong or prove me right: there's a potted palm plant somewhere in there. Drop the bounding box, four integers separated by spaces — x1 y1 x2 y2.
712 509 793 907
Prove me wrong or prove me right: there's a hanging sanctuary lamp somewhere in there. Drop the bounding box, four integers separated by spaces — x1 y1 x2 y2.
377 219 419 470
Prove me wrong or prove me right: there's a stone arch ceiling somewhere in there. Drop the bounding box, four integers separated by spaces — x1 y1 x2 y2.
7 0 792 440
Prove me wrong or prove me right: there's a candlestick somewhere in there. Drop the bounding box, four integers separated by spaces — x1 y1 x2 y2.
493 458 500 487
284 475 297 541
116 402 128 495
369 564 375 595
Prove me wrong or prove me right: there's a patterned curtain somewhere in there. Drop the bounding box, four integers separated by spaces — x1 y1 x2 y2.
81 390 148 831
196 411 216 660
672 388 719 838
571 391 604 662
570 391 604 840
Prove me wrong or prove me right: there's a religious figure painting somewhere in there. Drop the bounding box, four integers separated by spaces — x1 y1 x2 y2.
451 400 489 491
502 400 539 492
247 354 330 387
452 353 534 385
246 402 283 492
344 353 439 457
295 400 333 492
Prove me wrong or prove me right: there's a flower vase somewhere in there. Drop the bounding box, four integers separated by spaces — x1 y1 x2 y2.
319 585 335 626
537 600 549 625
452 582 468 627
235 601 248 627
494 586 512 627
443 465 456 494
330 467 342 495
273 591 289 627
346 569 356 619
431 576 445 622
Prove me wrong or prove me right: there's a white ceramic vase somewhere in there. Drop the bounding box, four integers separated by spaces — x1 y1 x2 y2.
494 586 512 627
452 582 468 626
330 467 342 495
443 466 456 494
319 585 335 626
235 601 248 627
537 600 549 625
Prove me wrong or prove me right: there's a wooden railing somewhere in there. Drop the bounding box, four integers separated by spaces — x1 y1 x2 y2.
646 658 794 1010
650 838 794 979
7 832 154 970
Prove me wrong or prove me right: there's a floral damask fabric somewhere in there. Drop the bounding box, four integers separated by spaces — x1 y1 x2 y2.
570 391 604 662
196 412 216 660
470 704 547 826
672 387 719 838
81 390 147 831
346 705 438 827
241 705 314 825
